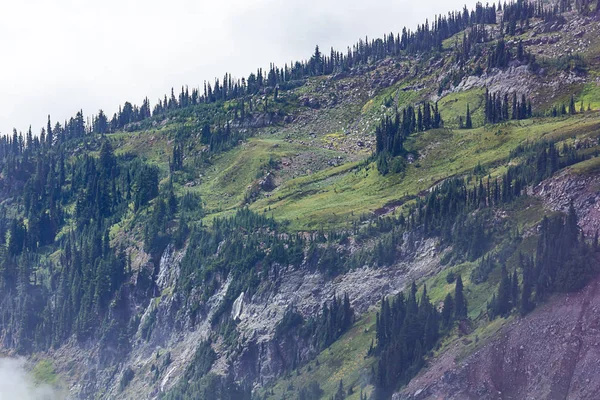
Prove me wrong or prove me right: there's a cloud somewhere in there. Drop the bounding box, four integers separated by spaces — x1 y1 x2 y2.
0 0 470 135
0 358 62 400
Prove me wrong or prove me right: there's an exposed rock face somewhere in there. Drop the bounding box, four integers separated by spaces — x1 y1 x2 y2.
535 170 600 236
449 65 535 98
132 234 443 395
231 292 245 322
397 276 600 400
51 229 444 398
227 235 445 387
156 244 182 291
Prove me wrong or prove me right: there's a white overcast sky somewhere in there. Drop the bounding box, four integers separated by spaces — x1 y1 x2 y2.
0 0 472 135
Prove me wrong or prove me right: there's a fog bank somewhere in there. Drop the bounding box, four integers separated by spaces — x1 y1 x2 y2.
0 358 62 400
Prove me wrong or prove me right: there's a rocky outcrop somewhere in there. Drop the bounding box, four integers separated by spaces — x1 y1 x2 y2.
200 234 441 389
534 169 600 236
229 235 445 387
50 229 445 398
448 65 535 98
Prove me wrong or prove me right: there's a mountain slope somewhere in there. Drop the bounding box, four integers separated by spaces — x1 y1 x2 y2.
401 274 600 400
1 1 600 400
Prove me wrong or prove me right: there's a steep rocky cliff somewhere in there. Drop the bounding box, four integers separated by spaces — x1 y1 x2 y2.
48 232 444 398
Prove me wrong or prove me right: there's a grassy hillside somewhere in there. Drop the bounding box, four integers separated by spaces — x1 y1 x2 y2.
248 114 600 230
2 3 600 400
103 22 600 399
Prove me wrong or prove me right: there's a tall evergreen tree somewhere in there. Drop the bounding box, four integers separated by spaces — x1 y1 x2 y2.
454 274 467 319
569 95 577 115
441 293 454 328
520 254 534 315
46 115 53 147
465 104 473 129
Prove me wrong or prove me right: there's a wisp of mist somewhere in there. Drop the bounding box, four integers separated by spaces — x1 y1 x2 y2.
0 358 61 400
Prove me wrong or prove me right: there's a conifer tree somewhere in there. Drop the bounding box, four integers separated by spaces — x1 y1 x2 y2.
46 115 53 147
334 380 345 400
465 104 473 129
454 275 467 319
511 269 519 309
520 254 534 315
441 293 454 327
